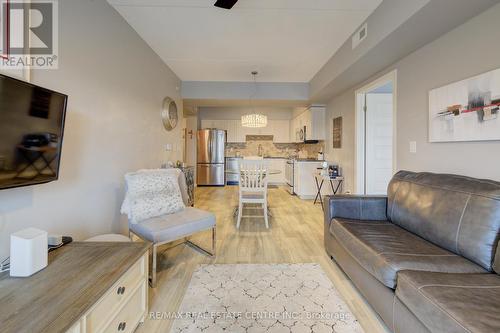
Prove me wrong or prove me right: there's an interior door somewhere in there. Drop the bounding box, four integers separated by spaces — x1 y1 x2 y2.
365 94 393 194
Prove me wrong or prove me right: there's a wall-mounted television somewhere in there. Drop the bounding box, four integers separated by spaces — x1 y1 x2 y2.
0 74 68 190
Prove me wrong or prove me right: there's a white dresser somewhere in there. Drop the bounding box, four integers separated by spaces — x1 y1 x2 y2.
0 242 150 333
67 252 148 333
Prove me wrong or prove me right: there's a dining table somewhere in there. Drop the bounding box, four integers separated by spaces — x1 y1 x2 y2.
225 169 282 175
226 169 282 218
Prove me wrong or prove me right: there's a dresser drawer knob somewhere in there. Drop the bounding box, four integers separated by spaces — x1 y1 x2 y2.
116 286 126 295
118 322 127 331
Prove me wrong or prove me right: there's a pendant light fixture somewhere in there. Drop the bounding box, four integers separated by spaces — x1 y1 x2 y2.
241 71 268 128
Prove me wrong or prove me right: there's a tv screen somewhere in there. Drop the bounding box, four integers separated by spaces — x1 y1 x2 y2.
0 74 68 190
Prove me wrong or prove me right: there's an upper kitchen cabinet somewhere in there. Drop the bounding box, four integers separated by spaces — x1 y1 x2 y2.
291 106 326 142
308 106 326 141
225 120 239 143
200 118 292 143
270 120 290 143
200 119 215 129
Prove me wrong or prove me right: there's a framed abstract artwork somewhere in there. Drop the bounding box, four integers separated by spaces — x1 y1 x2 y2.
429 68 500 142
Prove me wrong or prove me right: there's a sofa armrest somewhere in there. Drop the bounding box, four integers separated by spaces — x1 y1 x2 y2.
323 195 388 227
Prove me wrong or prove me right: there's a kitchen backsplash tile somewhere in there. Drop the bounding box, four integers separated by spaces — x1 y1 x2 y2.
226 139 324 159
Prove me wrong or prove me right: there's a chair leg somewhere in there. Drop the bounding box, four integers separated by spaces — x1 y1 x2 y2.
186 227 216 257
237 201 243 229
263 201 269 229
150 244 157 288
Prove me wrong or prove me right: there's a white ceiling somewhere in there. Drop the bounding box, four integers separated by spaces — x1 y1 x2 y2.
109 0 382 82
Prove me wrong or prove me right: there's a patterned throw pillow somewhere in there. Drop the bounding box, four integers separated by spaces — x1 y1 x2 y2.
121 169 185 224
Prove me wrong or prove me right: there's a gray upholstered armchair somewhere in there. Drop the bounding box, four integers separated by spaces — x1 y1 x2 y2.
127 169 216 287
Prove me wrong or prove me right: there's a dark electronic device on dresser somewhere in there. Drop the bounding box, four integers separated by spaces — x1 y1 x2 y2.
0 74 68 190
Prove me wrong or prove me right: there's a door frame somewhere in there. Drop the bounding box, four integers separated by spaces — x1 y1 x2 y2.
354 69 398 195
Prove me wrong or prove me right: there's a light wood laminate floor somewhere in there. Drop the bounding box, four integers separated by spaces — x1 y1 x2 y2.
137 186 389 333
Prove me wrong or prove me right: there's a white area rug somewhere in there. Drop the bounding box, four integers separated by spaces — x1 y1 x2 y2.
170 264 364 333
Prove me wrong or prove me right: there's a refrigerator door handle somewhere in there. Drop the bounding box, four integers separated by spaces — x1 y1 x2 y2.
208 131 212 163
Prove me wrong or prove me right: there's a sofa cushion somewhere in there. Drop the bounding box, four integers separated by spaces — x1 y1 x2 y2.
130 207 215 243
387 171 500 271
330 218 485 289
396 271 500 333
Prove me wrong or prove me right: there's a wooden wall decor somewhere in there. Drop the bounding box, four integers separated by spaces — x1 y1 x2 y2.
333 116 342 149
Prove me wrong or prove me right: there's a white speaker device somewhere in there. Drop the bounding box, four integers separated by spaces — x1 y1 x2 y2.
10 228 48 277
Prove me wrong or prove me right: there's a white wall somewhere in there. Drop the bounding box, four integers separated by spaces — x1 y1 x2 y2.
0 0 183 259
185 116 198 181
325 3 500 193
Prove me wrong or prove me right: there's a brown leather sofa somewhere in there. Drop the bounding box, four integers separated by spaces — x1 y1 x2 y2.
324 171 500 333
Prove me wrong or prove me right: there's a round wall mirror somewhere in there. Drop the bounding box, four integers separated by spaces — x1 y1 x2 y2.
161 97 178 131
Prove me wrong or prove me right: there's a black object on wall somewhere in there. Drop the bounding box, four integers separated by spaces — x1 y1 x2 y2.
0 74 68 191
214 0 238 10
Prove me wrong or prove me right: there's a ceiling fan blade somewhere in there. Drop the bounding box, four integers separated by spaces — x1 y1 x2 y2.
214 0 238 10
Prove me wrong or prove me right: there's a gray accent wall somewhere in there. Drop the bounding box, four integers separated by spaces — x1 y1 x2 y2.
0 0 183 259
325 3 500 193
182 81 309 102
311 0 499 102
198 107 293 121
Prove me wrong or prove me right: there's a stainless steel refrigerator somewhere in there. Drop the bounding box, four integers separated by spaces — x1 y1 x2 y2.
197 129 226 186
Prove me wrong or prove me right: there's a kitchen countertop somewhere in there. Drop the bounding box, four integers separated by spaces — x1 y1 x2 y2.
225 156 324 161
225 156 288 159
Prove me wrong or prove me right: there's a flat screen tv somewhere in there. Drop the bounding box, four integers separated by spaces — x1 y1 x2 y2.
0 74 68 190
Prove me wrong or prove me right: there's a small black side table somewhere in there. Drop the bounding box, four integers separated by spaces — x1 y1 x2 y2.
314 174 344 210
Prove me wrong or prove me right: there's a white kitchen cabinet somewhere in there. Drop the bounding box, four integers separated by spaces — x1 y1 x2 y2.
202 119 294 143
293 161 324 199
225 120 237 142
235 121 246 142
201 120 240 143
201 119 215 129
291 117 300 143
239 124 254 139
290 106 326 142
212 120 227 132
271 120 290 143
306 106 326 140
264 158 286 184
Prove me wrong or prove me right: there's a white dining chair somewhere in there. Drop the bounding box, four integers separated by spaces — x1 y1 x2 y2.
237 159 269 229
